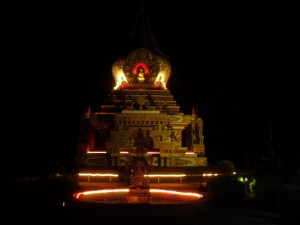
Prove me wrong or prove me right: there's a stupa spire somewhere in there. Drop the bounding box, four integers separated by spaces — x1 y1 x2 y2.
131 1 169 58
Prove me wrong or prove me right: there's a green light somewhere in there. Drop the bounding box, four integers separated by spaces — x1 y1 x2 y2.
237 176 244 182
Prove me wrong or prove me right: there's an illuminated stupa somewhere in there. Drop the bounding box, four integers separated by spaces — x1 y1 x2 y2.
75 4 207 173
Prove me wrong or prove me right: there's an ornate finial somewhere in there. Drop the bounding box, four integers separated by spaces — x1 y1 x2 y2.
83 105 91 118
192 107 197 119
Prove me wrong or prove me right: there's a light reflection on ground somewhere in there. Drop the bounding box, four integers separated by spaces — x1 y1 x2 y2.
73 188 203 204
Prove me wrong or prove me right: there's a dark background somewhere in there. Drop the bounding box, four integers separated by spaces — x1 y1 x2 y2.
8 1 298 176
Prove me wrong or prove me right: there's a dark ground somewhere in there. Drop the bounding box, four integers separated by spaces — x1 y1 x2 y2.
7 173 300 225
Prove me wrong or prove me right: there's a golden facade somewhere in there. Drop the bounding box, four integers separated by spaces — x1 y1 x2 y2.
76 48 207 169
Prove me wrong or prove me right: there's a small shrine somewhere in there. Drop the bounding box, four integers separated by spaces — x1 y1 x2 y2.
125 128 152 203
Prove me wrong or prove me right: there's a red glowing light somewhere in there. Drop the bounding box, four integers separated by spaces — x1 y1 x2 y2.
132 62 150 75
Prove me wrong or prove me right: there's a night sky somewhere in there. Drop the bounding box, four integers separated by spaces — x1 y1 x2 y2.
9 1 298 173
